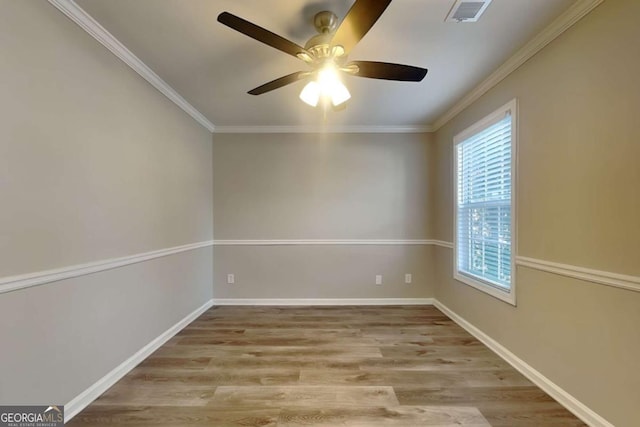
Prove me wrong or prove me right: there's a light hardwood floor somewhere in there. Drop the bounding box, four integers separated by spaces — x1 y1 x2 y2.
68 305 586 426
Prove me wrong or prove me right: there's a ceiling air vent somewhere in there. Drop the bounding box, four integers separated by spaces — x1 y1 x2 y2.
445 0 493 23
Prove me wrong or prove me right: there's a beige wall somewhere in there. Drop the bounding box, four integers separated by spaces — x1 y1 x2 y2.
213 133 433 239
433 0 640 425
0 1 212 405
212 132 435 299
213 245 433 299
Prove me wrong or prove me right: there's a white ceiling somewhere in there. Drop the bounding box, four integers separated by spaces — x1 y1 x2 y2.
75 0 575 129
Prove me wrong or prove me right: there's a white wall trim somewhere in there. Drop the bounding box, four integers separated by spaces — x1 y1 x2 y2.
436 245 639 293
433 299 614 427
47 0 216 132
214 125 434 134
432 0 604 131
64 299 214 422
516 256 640 293
0 240 214 295
213 298 434 306
213 239 436 246
431 240 454 249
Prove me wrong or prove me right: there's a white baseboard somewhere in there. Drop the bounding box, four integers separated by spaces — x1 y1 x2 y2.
64 299 214 423
213 298 434 306
433 300 614 427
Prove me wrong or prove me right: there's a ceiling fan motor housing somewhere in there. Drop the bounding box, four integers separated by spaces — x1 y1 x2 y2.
314 11 339 33
304 11 345 62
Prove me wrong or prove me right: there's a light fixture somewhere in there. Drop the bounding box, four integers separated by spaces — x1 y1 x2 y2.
299 64 351 108
299 81 321 107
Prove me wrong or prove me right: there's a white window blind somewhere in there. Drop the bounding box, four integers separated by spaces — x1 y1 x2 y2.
456 113 512 290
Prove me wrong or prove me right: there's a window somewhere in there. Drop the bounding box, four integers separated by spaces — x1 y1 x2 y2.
453 99 517 305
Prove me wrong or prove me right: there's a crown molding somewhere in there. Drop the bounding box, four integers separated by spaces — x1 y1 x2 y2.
47 0 216 133
431 0 605 131
213 125 434 134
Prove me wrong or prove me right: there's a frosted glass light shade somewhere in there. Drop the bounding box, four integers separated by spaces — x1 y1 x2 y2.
299 66 351 107
299 81 321 107
329 80 351 106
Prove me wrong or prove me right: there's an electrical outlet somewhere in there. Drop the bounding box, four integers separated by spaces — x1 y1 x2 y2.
227 274 235 284
375 274 383 285
405 273 412 284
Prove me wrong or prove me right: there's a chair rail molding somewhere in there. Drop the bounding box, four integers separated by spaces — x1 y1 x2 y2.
213 239 447 246
516 256 640 293
0 240 214 295
431 241 638 293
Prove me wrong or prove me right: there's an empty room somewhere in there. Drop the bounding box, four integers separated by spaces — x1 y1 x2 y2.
1 0 638 426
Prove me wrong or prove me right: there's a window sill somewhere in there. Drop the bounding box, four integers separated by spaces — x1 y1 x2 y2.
454 272 516 306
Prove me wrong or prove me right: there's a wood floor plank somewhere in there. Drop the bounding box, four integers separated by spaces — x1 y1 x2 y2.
209 386 399 409
380 344 495 358
242 328 363 338
137 356 211 370
66 406 280 426
360 325 468 336
393 384 586 425
357 355 512 371
299 368 532 388
153 344 383 358
119 367 300 386
67 305 586 426
394 385 554 406
175 336 381 347
277 406 491 426
92 384 217 407
480 405 588 426
206 356 365 370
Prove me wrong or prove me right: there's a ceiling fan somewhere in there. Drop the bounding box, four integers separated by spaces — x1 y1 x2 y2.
217 0 428 109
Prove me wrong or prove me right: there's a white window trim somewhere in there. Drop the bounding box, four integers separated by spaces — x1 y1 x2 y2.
453 99 518 306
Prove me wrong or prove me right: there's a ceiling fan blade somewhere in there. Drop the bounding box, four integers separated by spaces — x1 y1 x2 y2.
218 12 308 59
348 61 428 82
330 0 392 55
248 72 309 95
